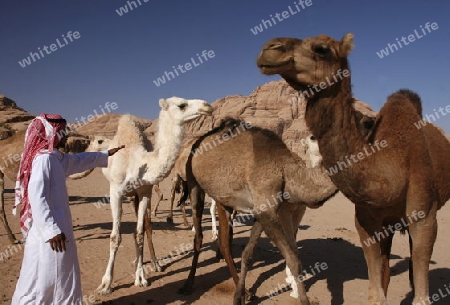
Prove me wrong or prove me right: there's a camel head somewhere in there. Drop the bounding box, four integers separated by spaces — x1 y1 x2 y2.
300 134 322 168
257 33 354 93
86 135 111 152
159 97 213 124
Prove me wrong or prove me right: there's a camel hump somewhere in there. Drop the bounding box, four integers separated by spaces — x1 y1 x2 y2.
200 117 244 140
387 89 423 117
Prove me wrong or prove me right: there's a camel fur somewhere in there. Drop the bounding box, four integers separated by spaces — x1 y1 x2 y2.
179 119 338 305
257 33 450 305
96 97 212 294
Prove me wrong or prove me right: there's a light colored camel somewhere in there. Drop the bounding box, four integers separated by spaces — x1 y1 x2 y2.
68 135 111 179
70 135 164 264
0 130 26 244
70 135 164 203
300 135 321 167
179 119 338 305
96 97 212 294
257 33 450 305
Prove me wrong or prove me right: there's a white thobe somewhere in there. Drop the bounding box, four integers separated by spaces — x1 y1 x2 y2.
12 149 109 305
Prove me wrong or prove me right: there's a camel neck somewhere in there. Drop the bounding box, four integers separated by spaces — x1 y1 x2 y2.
304 74 366 169
283 155 338 205
142 111 184 184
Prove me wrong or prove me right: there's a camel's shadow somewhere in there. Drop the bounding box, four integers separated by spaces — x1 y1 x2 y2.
101 248 237 305
89 232 450 305
400 267 450 305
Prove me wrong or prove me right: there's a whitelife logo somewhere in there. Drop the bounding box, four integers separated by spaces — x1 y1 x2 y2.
18 31 81 68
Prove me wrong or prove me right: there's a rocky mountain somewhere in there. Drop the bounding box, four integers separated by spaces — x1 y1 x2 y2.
0 80 377 157
0 95 35 134
73 113 152 138
146 79 376 157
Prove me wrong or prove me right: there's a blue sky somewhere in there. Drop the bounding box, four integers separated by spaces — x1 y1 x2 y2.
1 0 449 131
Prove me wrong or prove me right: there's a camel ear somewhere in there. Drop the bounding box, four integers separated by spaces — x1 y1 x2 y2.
159 98 169 110
340 33 354 57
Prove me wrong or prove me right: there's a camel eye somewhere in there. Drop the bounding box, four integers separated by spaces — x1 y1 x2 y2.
178 103 188 110
310 135 316 141
313 45 331 56
98 140 104 144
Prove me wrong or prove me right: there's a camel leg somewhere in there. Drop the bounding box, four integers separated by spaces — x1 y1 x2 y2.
256 207 310 305
380 232 394 295
279 203 307 299
151 184 163 217
180 202 190 227
408 234 414 292
216 202 239 285
408 203 437 305
234 219 263 305
97 190 123 294
178 177 190 227
142 187 163 272
166 176 181 223
355 207 387 305
179 184 205 294
132 194 149 287
0 171 17 244
210 199 218 241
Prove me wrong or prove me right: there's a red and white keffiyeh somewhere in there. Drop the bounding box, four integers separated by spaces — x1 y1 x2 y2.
13 113 67 239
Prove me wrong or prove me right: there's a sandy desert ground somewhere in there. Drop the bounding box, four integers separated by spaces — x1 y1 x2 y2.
1 168 449 305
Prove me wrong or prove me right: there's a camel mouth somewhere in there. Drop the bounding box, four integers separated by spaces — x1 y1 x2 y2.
197 107 213 116
257 59 293 75
183 106 213 122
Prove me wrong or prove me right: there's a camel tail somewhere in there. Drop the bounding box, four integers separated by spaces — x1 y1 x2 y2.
177 178 189 207
388 89 422 117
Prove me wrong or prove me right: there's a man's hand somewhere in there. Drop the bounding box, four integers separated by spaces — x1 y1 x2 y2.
47 233 68 252
108 145 125 156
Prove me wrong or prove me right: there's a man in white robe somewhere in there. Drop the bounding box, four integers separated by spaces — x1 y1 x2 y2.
11 114 123 305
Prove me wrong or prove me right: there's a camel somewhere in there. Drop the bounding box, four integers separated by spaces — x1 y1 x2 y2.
95 97 212 294
152 138 230 241
0 129 26 244
152 173 190 226
257 33 450 305
69 135 165 205
179 119 338 305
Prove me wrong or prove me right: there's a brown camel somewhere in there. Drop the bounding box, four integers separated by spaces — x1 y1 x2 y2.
179 119 338 305
257 33 450 305
0 130 26 244
152 136 224 232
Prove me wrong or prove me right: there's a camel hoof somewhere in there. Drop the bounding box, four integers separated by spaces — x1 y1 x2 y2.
245 289 253 302
211 231 218 241
285 275 295 284
166 217 174 224
233 292 251 305
95 285 112 295
134 278 149 287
